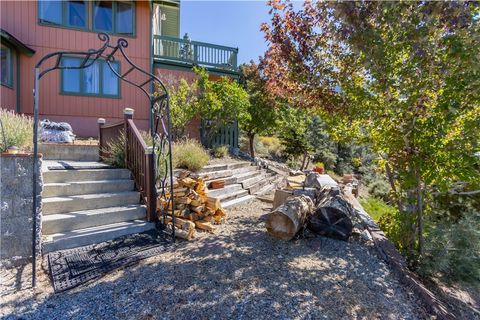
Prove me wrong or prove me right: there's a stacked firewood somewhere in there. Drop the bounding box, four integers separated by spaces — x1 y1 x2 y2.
157 175 227 240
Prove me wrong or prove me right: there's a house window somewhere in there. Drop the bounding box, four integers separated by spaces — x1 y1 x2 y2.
93 1 134 35
0 45 13 87
39 0 87 29
61 57 120 97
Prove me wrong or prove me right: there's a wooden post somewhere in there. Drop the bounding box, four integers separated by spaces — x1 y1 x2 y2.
123 108 134 168
145 146 156 222
97 118 105 160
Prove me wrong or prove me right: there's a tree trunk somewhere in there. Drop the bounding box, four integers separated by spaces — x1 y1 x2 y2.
248 132 255 158
300 150 309 170
307 187 355 241
416 167 424 257
265 195 314 240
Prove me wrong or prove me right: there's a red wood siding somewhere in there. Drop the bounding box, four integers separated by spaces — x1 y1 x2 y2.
1 1 152 137
1 46 16 111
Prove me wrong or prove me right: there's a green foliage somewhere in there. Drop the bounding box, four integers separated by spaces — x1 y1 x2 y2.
212 145 229 158
239 62 278 157
360 197 397 223
278 106 311 160
168 79 198 140
306 116 338 171
367 178 392 203
263 1 480 261
194 67 250 145
0 109 33 152
101 131 125 168
172 139 210 172
420 207 480 285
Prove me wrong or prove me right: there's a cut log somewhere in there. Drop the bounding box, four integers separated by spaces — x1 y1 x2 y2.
265 195 314 240
195 220 215 232
206 197 220 211
210 180 225 189
190 205 204 214
307 187 355 241
272 189 293 210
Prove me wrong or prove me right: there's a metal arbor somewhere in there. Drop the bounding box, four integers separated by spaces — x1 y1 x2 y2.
31 33 174 287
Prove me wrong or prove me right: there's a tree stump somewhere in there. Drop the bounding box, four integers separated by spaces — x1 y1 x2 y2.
265 195 314 240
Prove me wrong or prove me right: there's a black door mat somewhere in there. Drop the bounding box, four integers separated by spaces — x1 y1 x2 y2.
48 231 171 293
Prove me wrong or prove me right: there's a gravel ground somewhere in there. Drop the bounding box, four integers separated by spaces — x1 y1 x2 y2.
1 200 426 319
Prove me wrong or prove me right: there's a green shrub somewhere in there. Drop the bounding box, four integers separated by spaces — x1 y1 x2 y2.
259 136 283 157
212 145 229 158
360 197 397 222
0 109 33 152
419 210 480 285
101 131 125 168
172 139 209 171
367 177 392 202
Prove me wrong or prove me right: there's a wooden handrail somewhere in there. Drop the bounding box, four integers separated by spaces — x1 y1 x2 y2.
98 110 156 222
153 34 238 71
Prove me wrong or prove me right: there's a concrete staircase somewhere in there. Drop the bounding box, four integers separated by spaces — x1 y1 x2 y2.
200 161 282 208
40 144 154 253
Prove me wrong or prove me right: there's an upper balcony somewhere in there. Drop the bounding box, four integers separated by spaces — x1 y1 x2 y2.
153 35 239 74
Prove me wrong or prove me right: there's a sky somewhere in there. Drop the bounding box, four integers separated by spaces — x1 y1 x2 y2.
180 1 272 65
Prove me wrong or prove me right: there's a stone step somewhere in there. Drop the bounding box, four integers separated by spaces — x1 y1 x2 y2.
39 143 99 161
241 173 267 189
222 195 256 209
42 220 155 253
208 183 243 198
254 182 277 196
204 165 259 181
206 176 238 188
43 191 141 215
235 170 263 183
218 188 249 203
43 205 147 234
199 161 252 174
42 179 134 197
43 168 131 183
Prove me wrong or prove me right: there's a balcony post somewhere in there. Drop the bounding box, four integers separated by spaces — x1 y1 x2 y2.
193 43 198 64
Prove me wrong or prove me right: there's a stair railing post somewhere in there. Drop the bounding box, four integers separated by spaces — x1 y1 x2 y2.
123 108 134 168
97 118 106 160
145 146 156 222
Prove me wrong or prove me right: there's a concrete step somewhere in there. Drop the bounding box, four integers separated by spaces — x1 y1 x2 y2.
43 179 134 197
208 184 243 198
43 168 131 183
43 160 111 171
222 195 256 209
39 143 99 161
218 188 249 203
42 220 155 253
43 191 141 215
43 205 147 234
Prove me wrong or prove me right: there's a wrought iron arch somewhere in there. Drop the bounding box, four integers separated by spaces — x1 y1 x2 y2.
31 33 175 287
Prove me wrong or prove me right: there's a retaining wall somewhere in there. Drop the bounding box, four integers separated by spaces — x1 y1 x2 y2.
0 153 43 266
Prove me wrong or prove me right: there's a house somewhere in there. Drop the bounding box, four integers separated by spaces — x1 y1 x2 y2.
0 0 239 138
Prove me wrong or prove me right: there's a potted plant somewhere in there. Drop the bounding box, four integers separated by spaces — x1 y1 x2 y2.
313 162 324 174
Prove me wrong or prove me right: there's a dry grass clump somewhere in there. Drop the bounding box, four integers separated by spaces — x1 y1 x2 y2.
0 109 33 152
172 139 209 171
